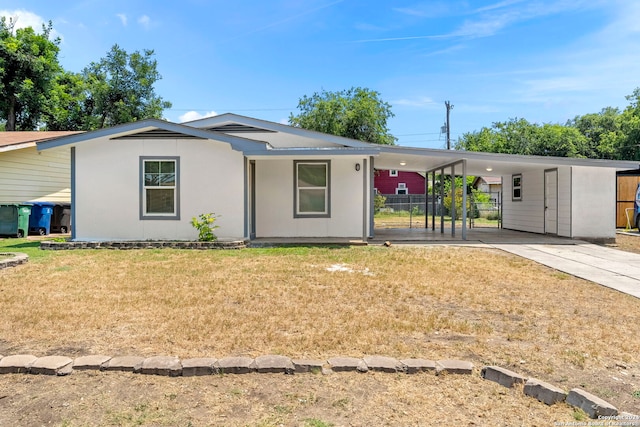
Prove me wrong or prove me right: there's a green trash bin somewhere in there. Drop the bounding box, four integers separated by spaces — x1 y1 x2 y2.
0 204 31 238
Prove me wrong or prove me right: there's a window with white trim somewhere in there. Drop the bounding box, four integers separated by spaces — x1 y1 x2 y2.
141 157 179 219
389 169 398 177
294 160 330 218
396 182 407 195
512 174 522 201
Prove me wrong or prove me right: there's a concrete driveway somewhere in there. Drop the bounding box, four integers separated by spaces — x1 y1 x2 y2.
489 240 640 299
371 228 640 299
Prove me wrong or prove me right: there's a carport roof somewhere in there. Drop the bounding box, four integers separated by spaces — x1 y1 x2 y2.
373 145 640 176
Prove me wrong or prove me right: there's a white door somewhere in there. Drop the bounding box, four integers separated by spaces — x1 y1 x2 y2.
544 169 558 234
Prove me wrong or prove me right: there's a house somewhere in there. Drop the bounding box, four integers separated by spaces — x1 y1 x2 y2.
472 176 502 204
37 114 639 243
374 170 425 195
0 131 79 204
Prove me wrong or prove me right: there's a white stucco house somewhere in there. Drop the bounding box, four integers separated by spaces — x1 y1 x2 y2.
37 113 639 243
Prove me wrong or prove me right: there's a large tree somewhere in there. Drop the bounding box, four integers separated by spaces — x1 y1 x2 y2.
79 44 171 129
289 87 396 145
0 18 61 130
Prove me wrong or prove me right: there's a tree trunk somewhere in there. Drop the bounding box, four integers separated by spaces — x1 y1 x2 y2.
6 95 16 131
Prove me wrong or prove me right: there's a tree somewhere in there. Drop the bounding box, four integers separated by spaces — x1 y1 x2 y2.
80 44 171 129
42 70 88 131
0 18 61 130
289 87 396 145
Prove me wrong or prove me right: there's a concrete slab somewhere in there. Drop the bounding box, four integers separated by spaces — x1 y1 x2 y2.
141 356 182 376
104 356 144 373
217 356 255 374
182 358 218 376
0 354 37 374
436 359 474 375
491 243 640 299
30 356 73 376
73 355 112 370
254 355 295 374
292 359 324 373
400 358 437 374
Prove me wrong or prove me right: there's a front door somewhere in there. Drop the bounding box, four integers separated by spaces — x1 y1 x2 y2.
544 169 558 235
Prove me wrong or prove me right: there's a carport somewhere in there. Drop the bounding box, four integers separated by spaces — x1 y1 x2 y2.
370 146 639 242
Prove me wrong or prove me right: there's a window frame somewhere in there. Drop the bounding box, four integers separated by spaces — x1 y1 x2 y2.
140 156 180 220
293 160 331 218
512 173 522 201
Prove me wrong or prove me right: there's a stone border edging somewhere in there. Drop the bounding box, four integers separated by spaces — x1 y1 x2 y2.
40 240 247 250
1 353 637 420
0 252 28 270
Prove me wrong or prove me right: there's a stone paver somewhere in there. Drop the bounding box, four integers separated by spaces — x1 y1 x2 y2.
30 356 73 376
524 378 567 405
436 359 474 375
73 355 112 370
182 358 218 376
254 355 294 374
481 366 527 388
292 359 324 373
217 356 255 374
566 388 618 419
400 358 436 374
363 355 403 373
0 354 37 374
328 357 368 372
104 356 145 373
141 356 182 376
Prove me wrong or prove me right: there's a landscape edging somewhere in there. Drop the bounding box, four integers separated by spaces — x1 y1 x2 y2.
0 353 636 420
0 252 28 270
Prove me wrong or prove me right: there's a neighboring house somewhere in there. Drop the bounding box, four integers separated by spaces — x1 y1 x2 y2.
0 131 80 204
374 170 425 195
38 114 639 242
472 176 502 204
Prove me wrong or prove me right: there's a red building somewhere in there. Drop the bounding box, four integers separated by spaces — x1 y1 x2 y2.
374 170 426 195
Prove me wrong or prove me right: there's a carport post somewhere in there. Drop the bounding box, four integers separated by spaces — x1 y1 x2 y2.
450 164 456 237
440 168 445 234
431 171 436 230
462 159 467 240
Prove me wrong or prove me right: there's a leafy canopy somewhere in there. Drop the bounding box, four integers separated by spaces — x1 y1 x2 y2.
289 87 396 145
0 17 61 130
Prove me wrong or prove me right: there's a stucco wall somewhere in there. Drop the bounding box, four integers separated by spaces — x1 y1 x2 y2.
0 146 70 204
254 156 368 238
501 170 545 234
74 137 246 241
571 166 616 240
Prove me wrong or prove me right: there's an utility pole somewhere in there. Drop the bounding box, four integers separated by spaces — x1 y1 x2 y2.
445 101 454 150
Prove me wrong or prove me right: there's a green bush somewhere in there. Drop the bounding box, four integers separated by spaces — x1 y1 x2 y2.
191 213 220 241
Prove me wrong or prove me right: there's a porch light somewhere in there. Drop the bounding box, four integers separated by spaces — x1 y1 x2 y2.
400 161 407 166
355 163 361 171
486 167 493 172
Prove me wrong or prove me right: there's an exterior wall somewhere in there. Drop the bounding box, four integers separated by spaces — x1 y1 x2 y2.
374 170 425 195
571 166 616 240
501 170 545 234
556 167 571 237
0 146 70 204
74 137 246 241
255 156 368 238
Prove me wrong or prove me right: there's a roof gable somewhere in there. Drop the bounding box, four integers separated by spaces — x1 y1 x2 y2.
37 119 269 153
184 113 375 149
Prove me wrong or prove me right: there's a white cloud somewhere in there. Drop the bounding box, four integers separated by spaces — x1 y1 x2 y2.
0 9 63 40
116 13 127 26
179 111 218 122
137 15 151 30
392 96 438 108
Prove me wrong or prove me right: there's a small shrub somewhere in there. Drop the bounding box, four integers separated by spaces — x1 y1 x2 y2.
374 194 386 213
191 213 220 241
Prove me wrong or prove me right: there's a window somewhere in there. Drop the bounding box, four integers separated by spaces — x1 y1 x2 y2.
396 183 407 195
389 169 398 177
141 157 180 219
294 160 330 218
512 174 522 201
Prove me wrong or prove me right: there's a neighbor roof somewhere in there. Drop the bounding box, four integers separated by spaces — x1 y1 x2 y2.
0 131 82 152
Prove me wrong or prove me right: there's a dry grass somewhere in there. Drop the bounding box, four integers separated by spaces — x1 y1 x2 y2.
1 236 640 424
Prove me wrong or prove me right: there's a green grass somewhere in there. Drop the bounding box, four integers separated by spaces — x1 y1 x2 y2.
0 238 53 260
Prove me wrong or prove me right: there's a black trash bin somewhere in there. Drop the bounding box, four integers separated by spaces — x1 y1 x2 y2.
51 203 71 234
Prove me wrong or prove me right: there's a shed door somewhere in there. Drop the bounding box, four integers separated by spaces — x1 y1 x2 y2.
544 169 558 235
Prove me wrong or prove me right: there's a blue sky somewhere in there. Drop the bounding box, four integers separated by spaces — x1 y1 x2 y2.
2 1 639 148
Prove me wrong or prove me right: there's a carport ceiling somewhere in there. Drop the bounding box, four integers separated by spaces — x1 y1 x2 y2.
374 146 640 176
